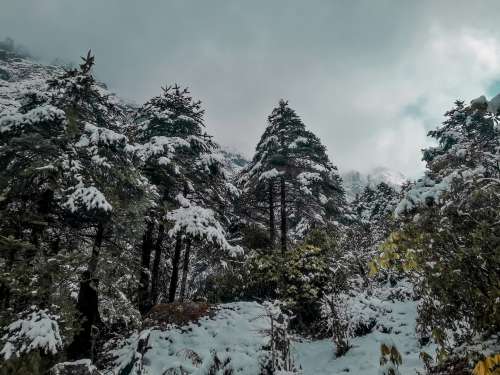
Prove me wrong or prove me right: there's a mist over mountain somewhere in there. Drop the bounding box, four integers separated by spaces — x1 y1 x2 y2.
341 167 407 201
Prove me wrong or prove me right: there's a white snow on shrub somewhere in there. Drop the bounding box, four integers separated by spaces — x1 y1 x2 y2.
395 165 488 215
1 309 63 360
105 286 433 375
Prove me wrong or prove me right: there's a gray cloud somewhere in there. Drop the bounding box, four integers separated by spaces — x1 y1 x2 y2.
2 0 500 176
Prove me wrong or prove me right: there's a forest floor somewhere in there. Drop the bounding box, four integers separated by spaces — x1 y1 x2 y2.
105 283 433 374
293 295 432 374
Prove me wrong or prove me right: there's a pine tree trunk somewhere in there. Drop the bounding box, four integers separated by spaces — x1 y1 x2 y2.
280 176 287 254
179 238 192 302
150 223 165 305
138 221 155 315
168 232 183 303
88 221 105 276
71 221 105 360
269 181 275 248
68 274 102 360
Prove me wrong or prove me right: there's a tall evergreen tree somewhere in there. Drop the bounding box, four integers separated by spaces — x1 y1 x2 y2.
49 52 149 358
0 90 68 314
239 100 345 252
0 51 152 360
134 85 239 306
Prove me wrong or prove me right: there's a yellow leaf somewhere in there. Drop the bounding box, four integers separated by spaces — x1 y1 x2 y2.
473 355 500 375
368 261 378 277
473 361 486 375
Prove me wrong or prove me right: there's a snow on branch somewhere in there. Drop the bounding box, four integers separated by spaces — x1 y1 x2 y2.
196 151 225 173
1 309 63 360
75 122 127 148
259 168 283 181
63 183 113 213
167 194 242 256
0 104 65 133
134 135 190 162
395 167 487 216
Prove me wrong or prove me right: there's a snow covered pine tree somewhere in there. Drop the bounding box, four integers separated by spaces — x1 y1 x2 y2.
133 85 240 310
239 99 345 252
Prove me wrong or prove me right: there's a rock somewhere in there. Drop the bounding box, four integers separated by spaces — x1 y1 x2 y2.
48 359 99 375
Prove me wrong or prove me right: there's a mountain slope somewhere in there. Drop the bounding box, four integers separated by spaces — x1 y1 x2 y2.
0 50 62 112
341 167 407 201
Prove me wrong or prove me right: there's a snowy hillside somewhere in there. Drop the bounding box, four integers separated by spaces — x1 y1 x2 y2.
218 148 249 177
102 281 432 375
0 50 62 112
342 167 407 201
0 49 131 115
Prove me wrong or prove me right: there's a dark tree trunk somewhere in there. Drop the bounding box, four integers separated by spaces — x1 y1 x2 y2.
280 176 287 254
88 221 105 276
168 232 183 303
179 238 192 302
68 272 102 361
269 181 275 248
69 222 106 359
0 281 10 312
150 223 165 304
138 221 155 315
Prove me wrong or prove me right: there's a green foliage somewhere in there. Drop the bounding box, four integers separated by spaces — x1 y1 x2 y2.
0 350 56 375
372 98 500 350
245 240 333 332
238 99 346 244
373 200 500 343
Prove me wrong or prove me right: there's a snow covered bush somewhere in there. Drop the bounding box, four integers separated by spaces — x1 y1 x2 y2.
321 291 350 357
1 308 62 360
259 301 300 374
0 308 64 374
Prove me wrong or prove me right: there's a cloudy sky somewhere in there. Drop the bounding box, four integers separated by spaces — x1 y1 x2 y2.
2 0 500 176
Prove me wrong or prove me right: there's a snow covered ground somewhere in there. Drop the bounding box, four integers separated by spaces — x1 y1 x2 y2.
105 284 433 375
105 302 271 374
294 295 431 374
